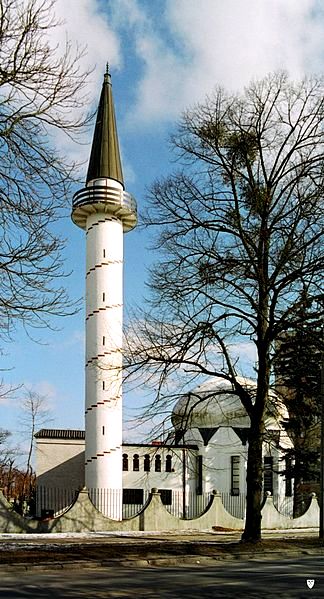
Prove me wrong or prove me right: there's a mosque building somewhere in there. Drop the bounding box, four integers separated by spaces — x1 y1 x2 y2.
35 70 293 520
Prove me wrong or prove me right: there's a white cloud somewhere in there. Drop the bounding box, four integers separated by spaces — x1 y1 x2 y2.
25 380 58 403
42 0 123 168
111 0 324 124
230 342 257 376
0 381 17 405
34 0 324 141
49 329 85 351
54 0 121 82
28 1 324 171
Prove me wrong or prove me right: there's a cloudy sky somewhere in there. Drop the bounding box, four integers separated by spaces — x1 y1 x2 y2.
1 0 324 452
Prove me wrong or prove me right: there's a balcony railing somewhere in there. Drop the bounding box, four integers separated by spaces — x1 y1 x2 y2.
72 185 137 231
73 186 137 214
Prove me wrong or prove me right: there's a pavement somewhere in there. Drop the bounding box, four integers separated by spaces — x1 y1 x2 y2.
0 529 323 571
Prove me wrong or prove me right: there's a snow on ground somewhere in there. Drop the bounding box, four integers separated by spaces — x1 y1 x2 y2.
0 528 318 542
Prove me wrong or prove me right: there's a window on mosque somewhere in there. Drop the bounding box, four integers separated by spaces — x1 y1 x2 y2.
196 455 203 495
144 454 150 472
231 455 240 496
263 456 273 494
123 488 143 505
165 455 172 472
122 454 128 471
133 454 140 471
285 457 292 497
155 455 161 472
159 489 172 505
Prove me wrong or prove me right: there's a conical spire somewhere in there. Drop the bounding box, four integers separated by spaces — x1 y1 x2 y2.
86 65 124 187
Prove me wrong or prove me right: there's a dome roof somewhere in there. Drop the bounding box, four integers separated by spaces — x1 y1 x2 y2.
172 377 286 431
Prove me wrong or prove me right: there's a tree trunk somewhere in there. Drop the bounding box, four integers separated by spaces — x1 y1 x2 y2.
241 416 264 542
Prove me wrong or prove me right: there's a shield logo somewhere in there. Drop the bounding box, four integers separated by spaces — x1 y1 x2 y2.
307 580 315 589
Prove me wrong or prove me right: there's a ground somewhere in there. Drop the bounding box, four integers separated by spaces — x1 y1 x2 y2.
0 530 323 569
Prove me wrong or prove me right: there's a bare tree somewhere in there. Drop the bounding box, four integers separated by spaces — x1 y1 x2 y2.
19 389 51 477
124 72 324 542
0 429 19 499
0 0 91 338
0 427 11 450
14 389 51 512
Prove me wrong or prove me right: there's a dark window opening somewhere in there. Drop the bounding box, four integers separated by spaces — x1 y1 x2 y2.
155 455 161 472
196 455 203 495
264 456 274 494
102 292 105 302
144 454 150 472
231 455 240 496
159 489 172 505
102 381 105 390
102 426 105 435
133 454 140 471
122 454 128 471
123 488 143 504
103 249 106 258
285 457 292 497
103 336 105 346
165 455 172 472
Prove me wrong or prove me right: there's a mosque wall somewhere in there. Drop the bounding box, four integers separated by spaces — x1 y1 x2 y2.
0 488 319 534
35 438 199 497
121 445 187 493
36 437 85 490
35 430 292 527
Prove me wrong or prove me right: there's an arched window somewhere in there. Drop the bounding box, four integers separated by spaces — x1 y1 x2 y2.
133 454 140 471
144 454 150 472
122 454 128 471
155 455 161 472
165 455 172 472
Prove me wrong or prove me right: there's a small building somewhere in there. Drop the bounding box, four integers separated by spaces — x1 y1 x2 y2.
35 377 293 519
171 377 293 503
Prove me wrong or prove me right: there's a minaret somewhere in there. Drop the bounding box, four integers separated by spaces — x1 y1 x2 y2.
72 66 137 519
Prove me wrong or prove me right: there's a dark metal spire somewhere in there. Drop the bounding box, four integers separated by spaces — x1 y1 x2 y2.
86 68 124 187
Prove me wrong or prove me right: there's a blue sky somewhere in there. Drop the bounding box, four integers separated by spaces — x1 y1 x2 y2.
1 0 324 453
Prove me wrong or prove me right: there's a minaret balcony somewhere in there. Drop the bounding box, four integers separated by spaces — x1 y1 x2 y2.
72 184 137 232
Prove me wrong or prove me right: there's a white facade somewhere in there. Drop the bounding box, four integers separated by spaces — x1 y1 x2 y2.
172 377 293 503
36 432 85 490
179 426 287 499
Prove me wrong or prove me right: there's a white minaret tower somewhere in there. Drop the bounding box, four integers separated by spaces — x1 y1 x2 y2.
72 67 137 519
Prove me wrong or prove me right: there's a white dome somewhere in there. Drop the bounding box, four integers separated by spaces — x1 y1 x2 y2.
172 377 286 431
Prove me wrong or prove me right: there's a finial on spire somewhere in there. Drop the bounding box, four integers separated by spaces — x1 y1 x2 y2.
85 60 124 187
104 62 110 83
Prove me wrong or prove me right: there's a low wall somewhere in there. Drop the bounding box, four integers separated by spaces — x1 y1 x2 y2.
261 492 319 530
0 488 319 534
0 491 40 534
